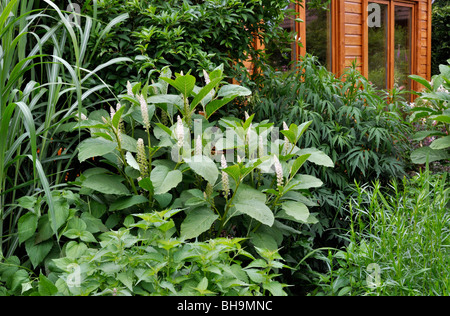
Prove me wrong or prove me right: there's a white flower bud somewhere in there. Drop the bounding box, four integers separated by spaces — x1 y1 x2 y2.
175 115 185 148
138 94 150 130
137 138 148 177
273 155 283 188
127 81 134 97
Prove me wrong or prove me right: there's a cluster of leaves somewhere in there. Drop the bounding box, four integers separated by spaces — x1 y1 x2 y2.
408 62 450 165
1 208 290 296
0 0 133 259
1 66 334 295
311 170 450 296
249 56 412 240
70 65 333 253
80 0 298 93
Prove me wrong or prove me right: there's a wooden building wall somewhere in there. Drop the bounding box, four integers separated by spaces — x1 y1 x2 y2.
296 0 432 88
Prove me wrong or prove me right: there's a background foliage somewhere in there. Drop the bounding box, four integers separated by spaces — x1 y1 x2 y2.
431 1 450 76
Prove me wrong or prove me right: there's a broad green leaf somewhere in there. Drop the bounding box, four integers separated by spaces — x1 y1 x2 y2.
81 174 130 195
186 155 219 184
77 138 117 162
18 213 38 244
25 239 53 268
11 270 30 294
65 241 88 259
290 174 323 190
279 201 310 223
410 147 450 164
109 195 148 211
430 136 450 150
180 207 219 239
296 148 334 167
233 184 274 226
205 97 234 119
429 114 450 124
38 274 58 296
190 77 222 109
290 154 311 176
408 74 432 90
138 177 154 194
150 165 182 195
161 74 196 98
217 84 251 98
263 281 286 296
50 193 70 232
125 152 140 170
412 130 446 141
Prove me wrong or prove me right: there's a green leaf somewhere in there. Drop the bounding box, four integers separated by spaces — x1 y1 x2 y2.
138 177 154 194
279 201 310 223
430 136 450 150
77 138 117 162
38 274 58 296
412 130 446 141
161 74 196 98
50 193 70 232
18 213 38 244
408 74 432 90
263 281 287 296
233 184 274 226
410 147 450 164
205 97 234 119
290 154 311 177
217 84 251 98
65 241 88 259
25 239 53 268
125 152 140 170
180 207 219 239
109 195 148 211
296 148 334 167
81 174 130 195
186 155 219 184
150 165 183 195
223 164 241 184
190 77 222 109
287 174 323 191
429 114 450 124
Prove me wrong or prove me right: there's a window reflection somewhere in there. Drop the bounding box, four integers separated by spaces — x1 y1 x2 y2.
305 0 332 70
368 2 388 89
394 6 412 92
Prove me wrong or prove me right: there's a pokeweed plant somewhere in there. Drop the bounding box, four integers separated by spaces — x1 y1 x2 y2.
70 66 334 255
408 62 450 164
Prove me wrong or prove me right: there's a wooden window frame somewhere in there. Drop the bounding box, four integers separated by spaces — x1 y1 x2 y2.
296 0 341 74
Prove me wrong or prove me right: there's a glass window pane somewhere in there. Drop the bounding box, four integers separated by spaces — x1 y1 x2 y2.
394 6 412 91
266 3 297 71
368 2 388 89
305 0 332 70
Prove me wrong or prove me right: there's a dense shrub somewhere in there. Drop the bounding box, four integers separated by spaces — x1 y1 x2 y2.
80 0 298 93
248 57 413 244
